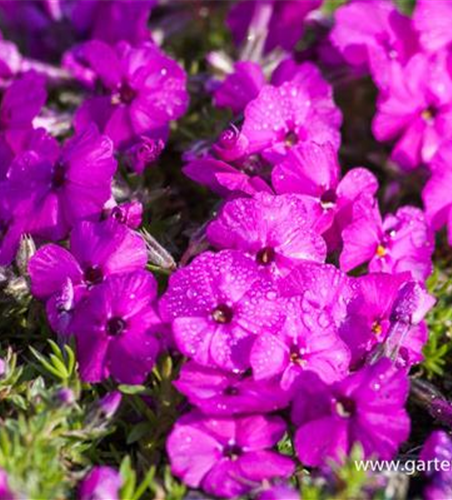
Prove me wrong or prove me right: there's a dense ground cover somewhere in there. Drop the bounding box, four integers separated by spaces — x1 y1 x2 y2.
1 0 452 499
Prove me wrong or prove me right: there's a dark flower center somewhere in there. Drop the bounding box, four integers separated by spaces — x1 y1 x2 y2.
223 443 243 460
107 317 127 336
223 386 239 396
289 345 306 366
320 189 337 207
119 82 137 104
52 162 67 189
83 265 104 286
212 304 233 324
335 396 356 418
256 246 276 265
284 130 298 148
422 105 437 122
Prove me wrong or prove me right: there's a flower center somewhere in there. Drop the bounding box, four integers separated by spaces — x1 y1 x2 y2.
256 246 276 265
83 265 104 286
422 105 437 122
371 320 383 335
223 386 239 396
223 443 243 460
320 189 337 208
335 396 356 418
52 162 66 189
284 130 298 148
289 345 307 366
118 82 136 105
375 244 387 258
212 304 233 324
107 317 127 336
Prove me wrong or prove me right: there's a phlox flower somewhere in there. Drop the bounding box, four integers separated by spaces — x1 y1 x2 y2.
422 142 452 244
72 270 160 384
206 192 327 277
227 0 321 54
292 358 410 466
78 466 122 500
241 68 342 163
330 0 418 71
159 250 284 372
28 219 147 336
272 141 378 249
174 361 290 416
413 0 452 53
167 411 294 498
340 273 432 368
420 431 452 500
340 204 434 281
257 484 299 500
74 40 188 149
373 51 452 170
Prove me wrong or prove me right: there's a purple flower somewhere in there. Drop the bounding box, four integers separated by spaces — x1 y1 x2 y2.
272 141 378 249
292 358 410 466
159 250 284 372
0 72 47 180
72 270 160 384
174 361 290 416
423 142 452 244
0 469 14 500
257 484 299 500
29 219 147 300
413 0 452 52
29 219 147 337
71 0 156 46
373 51 452 170
211 125 250 163
330 0 418 70
78 466 122 500
107 201 143 229
340 205 434 281
340 273 431 368
228 0 321 54
241 67 342 163
420 431 452 500
250 297 350 389
213 61 265 115
74 41 188 149
0 33 22 79
207 192 327 277
183 156 271 197
167 411 294 498
124 136 164 174
98 391 122 419
0 125 117 242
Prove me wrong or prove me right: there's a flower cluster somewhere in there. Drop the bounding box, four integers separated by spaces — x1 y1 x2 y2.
0 1 452 499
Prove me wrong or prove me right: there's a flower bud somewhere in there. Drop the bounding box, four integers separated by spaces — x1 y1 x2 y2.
125 136 164 174
212 125 249 162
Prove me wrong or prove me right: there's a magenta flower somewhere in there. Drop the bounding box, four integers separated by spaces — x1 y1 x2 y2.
72 270 160 384
241 67 342 163
78 466 122 500
330 0 418 70
159 250 284 372
71 0 156 46
420 431 452 500
250 297 350 389
423 142 452 244
373 51 452 170
340 273 431 368
257 484 299 500
340 204 434 281
228 0 321 53
207 192 327 277
124 136 164 174
0 72 47 180
174 361 290 416
74 40 188 149
29 219 147 300
0 125 116 242
106 201 143 229
29 219 147 337
272 141 379 249
213 61 265 115
0 469 14 500
413 0 452 52
292 358 410 466
167 411 294 498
